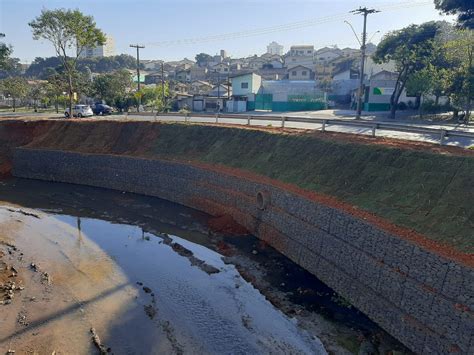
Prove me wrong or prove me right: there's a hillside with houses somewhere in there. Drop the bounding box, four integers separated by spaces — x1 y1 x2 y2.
130 42 406 113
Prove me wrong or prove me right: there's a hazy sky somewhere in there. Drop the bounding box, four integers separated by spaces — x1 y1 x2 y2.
1 0 455 63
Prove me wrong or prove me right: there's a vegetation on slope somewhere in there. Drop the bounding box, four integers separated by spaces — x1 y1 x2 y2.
152 125 474 253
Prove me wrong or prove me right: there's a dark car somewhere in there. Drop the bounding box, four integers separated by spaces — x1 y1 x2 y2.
92 103 113 115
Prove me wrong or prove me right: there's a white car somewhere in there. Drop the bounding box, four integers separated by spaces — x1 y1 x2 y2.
65 105 94 118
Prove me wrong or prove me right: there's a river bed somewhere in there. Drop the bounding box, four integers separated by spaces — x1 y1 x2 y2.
0 178 408 354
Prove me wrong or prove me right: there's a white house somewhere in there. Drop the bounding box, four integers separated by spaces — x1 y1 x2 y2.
289 45 314 56
315 47 342 63
267 41 284 56
288 65 313 80
230 73 262 97
208 84 231 97
211 63 230 75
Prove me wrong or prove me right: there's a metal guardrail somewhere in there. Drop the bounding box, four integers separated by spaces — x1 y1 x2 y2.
125 111 474 145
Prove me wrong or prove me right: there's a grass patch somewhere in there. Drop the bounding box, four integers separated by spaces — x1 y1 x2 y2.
153 124 474 252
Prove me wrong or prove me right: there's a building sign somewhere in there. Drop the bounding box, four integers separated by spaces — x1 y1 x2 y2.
373 87 394 96
288 95 325 103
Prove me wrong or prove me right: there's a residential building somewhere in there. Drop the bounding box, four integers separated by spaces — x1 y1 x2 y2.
208 54 224 67
315 47 342 63
190 80 213 94
175 70 191 82
285 45 315 69
174 93 193 111
288 65 314 80
267 41 284 56
211 63 230 75
248 57 266 70
230 73 262 97
190 66 208 81
362 70 412 111
289 45 314 56
284 56 314 69
143 60 163 70
364 57 396 79
340 47 359 57
78 34 115 58
208 84 231 98
145 72 164 85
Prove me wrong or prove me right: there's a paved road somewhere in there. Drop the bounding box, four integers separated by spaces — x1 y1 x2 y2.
123 113 474 148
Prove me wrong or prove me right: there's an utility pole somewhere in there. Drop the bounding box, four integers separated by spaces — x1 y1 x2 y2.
130 44 145 112
350 7 379 119
161 61 165 112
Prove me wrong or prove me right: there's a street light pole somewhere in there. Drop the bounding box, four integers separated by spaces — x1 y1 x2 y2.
130 44 145 112
350 7 380 119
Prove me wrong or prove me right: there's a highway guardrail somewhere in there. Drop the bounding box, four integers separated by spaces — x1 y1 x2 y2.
125 112 474 145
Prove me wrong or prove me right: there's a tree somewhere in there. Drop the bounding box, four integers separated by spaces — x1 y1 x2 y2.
28 81 48 112
29 9 106 116
195 53 213 67
92 69 132 109
443 29 474 121
25 57 63 79
318 77 334 94
46 73 68 113
373 22 441 118
140 84 170 112
0 57 23 79
0 33 12 70
0 77 29 111
434 0 474 29
405 67 435 117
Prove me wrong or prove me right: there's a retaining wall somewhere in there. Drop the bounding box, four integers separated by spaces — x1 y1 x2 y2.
12 148 474 354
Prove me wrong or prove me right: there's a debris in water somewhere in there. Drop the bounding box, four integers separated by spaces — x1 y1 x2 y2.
1 280 24 304
41 272 52 285
6 208 40 219
143 286 152 294
144 304 157 319
167 241 220 275
17 310 29 326
90 327 109 355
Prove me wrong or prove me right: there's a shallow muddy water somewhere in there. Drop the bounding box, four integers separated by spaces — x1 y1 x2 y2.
0 178 408 354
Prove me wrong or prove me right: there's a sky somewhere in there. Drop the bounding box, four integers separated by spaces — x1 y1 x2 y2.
0 0 456 63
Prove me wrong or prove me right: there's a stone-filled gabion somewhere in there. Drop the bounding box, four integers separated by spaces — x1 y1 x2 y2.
13 148 474 354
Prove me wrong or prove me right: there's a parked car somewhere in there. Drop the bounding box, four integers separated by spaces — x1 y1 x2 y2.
92 103 113 115
64 105 93 118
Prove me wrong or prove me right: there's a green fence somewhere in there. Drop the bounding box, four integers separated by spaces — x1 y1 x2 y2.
255 94 273 111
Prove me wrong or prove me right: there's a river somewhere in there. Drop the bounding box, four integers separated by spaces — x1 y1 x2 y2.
0 178 408 354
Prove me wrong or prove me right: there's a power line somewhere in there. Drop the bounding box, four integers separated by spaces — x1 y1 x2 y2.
144 1 430 48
